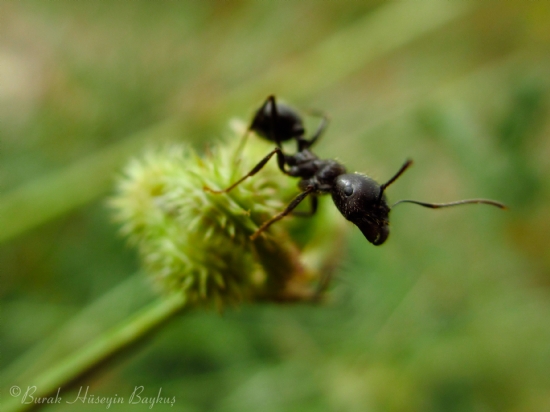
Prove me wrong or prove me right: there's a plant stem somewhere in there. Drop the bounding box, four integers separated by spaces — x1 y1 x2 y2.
3 292 188 412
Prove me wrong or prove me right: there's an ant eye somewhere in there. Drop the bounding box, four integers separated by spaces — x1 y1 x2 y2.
343 184 354 197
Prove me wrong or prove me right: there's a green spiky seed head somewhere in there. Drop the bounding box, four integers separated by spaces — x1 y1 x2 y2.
111 122 345 308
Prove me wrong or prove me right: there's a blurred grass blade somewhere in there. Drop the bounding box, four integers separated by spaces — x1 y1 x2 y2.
0 121 182 244
235 0 475 100
0 0 475 246
0 273 154 389
3 292 188 412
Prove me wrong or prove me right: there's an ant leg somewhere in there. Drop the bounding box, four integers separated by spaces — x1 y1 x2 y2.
300 109 329 150
377 159 413 203
265 95 284 148
234 95 281 163
292 196 318 217
232 128 252 165
205 147 287 194
312 271 334 303
250 187 315 240
256 95 274 116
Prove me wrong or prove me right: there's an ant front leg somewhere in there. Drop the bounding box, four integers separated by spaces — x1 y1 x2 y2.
291 196 318 217
205 147 288 194
250 186 315 240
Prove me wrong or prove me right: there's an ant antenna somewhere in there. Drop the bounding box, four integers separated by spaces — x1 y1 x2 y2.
392 198 507 209
380 160 506 211
377 159 413 203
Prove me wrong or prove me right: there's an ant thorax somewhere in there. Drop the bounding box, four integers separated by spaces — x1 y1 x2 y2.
284 147 348 194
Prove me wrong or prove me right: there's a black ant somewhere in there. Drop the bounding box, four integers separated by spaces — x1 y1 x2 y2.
206 95 506 245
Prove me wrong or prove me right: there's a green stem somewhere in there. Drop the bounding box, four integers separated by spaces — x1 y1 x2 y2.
3 292 188 412
0 273 154 388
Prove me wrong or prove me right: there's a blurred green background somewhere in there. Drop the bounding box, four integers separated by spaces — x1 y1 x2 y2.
1 0 550 411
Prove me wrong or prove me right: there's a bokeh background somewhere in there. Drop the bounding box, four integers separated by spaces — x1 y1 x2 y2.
1 1 550 411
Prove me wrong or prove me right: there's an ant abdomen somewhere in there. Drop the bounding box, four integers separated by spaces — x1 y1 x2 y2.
250 100 305 143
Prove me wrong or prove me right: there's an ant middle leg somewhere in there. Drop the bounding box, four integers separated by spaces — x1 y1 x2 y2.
205 147 288 194
250 186 315 240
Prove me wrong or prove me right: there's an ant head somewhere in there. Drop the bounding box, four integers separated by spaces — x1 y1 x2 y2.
331 174 390 246
250 99 305 143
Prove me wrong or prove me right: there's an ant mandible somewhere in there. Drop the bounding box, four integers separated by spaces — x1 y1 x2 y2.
206 95 506 245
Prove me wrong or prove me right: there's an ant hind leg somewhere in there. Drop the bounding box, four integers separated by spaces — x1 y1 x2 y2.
232 95 281 164
250 187 314 240
300 109 329 150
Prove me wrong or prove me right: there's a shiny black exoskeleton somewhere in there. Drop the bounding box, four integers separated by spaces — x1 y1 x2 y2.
207 95 506 245
249 95 328 151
